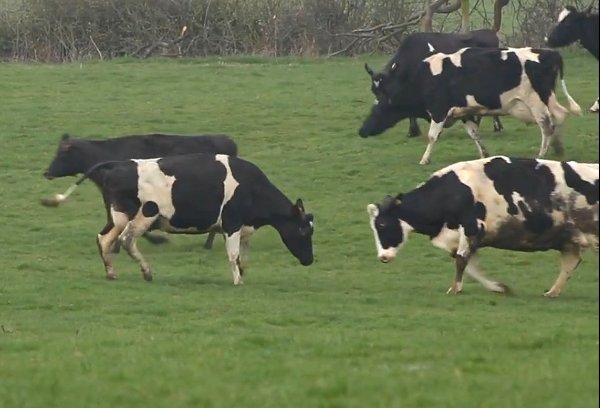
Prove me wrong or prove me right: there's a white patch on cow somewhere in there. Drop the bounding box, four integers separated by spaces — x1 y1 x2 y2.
423 48 468 76
511 192 531 214
427 42 435 52
557 8 571 23
465 95 481 107
373 79 380 88
589 98 599 112
215 154 240 224
373 99 379 105
134 158 176 218
501 47 540 64
391 62 397 70
431 226 460 253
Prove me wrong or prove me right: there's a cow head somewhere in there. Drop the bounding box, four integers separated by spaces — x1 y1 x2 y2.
44 134 86 179
367 194 413 263
359 62 409 137
279 199 314 266
546 6 589 47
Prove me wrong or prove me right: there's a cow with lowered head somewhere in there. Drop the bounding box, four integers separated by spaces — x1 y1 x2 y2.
42 153 314 284
546 5 599 112
367 156 599 297
367 29 504 137
44 132 238 249
360 47 582 165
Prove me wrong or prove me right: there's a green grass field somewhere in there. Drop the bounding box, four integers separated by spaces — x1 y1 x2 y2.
0 51 598 408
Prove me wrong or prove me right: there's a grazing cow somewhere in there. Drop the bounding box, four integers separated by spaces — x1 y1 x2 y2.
42 153 314 284
44 132 238 249
373 29 504 137
360 47 582 165
546 5 599 112
367 156 599 297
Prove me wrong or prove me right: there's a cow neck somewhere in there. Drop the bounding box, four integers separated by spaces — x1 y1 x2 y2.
79 140 116 169
251 184 295 230
393 191 445 238
580 16 599 59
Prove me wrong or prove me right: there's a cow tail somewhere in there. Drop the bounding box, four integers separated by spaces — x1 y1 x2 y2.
40 161 121 207
558 57 583 116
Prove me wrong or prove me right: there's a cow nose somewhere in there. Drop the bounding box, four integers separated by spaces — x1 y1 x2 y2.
43 171 53 180
378 255 390 263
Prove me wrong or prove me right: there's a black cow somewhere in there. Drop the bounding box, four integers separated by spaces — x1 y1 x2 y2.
367 156 599 297
372 29 504 137
44 132 238 249
546 5 599 112
42 153 314 284
360 47 582 165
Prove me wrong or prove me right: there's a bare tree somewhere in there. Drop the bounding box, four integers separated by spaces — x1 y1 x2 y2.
493 0 510 32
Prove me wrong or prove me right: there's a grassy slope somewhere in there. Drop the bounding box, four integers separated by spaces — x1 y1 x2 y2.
0 52 597 408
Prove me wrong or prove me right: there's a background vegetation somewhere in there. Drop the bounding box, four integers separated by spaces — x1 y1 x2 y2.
0 50 598 407
0 0 597 62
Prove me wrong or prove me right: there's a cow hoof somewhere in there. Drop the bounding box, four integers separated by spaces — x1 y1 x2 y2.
419 158 431 165
203 243 213 250
142 273 153 282
543 290 560 298
493 282 511 294
106 273 118 280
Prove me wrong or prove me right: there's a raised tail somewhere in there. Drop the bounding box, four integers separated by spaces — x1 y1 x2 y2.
41 161 121 207
558 57 583 116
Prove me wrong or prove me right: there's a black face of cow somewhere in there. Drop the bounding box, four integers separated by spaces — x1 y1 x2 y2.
546 7 584 47
367 195 407 263
279 199 314 266
359 103 405 137
359 63 407 137
44 134 85 179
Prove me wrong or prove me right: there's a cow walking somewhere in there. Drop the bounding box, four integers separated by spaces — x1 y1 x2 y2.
360 47 582 165
44 132 238 249
367 156 599 297
42 153 314 284
373 29 504 137
546 5 599 112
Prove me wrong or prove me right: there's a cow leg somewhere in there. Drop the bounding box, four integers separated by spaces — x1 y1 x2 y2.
492 116 503 132
96 209 129 280
225 230 244 285
238 234 251 277
544 249 582 298
408 118 422 137
419 120 445 165
547 93 567 156
119 202 160 282
533 109 555 159
464 253 511 294
203 231 217 249
447 229 471 294
590 98 599 113
462 119 489 159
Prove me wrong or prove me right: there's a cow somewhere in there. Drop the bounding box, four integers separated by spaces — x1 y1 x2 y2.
42 153 314 284
366 156 599 297
545 5 599 112
359 47 582 165
44 132 239 249
373 29 504 137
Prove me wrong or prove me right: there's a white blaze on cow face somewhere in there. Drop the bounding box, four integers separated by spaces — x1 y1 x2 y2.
367 204 413 263
215 154 240 224
373 79 381 88
424 48 468 76
427 42 435 52
134 159 176 218
557 8 571 23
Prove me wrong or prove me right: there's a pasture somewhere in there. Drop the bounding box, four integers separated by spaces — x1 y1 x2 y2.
0 50 598 407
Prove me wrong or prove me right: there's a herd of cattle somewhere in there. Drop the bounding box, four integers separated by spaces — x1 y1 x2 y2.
42 7 599 297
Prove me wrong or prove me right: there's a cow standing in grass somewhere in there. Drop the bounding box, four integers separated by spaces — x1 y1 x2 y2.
546 5 599 112
359 47 582 165
369 29 504 137
43 153 314 284
367 156 599 297
44 132 238 249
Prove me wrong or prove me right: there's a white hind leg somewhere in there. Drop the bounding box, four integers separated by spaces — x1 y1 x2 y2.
97 208 129 280
547 93 569 156
464 253 511 294
119 202 160 281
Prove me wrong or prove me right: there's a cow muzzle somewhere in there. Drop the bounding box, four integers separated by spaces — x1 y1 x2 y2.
43 171 54 180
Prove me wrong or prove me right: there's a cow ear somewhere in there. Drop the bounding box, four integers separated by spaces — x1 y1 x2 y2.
395 193 404 203
295 198 305 212
61 133 71 141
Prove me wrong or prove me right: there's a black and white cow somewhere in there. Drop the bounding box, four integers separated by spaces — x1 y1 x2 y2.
42 153 314 284
44 132 238 249
360 47 582 165
367 156 599 297
546 5 599 112
371 29 504 137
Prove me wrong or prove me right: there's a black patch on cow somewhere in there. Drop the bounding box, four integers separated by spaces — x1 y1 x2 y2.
142 201 159 217
561 162 599 205
524 51 562 105
484 157 557 234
